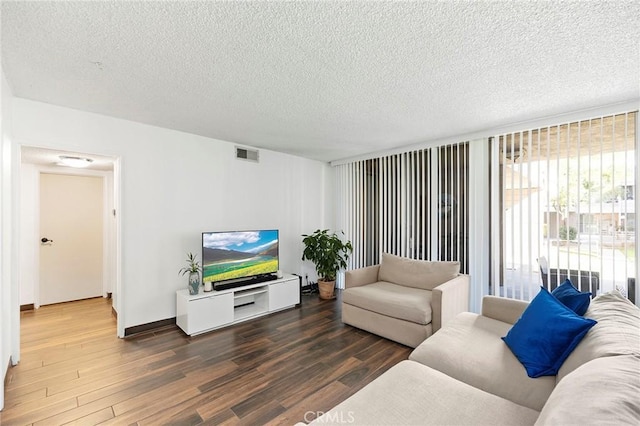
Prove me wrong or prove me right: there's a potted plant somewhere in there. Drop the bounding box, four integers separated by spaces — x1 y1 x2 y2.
179 252 202 295
301 229 353 299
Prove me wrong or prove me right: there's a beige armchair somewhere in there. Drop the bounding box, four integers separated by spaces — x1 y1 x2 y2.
342 253 470 347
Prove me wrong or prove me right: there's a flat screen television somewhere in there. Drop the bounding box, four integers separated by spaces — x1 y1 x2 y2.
202 229 279 290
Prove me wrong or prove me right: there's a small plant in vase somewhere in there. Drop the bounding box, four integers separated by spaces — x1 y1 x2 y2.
179 252 202 295
301 229 353 299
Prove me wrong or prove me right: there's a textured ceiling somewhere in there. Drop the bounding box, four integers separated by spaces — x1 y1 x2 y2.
2 1 639 163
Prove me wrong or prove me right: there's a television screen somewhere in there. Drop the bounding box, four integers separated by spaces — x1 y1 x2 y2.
202 230 279 284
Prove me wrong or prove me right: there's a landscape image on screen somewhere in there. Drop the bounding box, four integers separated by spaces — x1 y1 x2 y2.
202 230 279 283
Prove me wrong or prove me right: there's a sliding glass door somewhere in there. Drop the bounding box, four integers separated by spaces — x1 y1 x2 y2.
491 112 637 301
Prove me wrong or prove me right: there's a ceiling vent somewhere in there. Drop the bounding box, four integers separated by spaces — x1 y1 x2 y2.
235 146 259 162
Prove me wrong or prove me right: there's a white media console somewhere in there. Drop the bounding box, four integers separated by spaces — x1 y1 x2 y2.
176 273 300 336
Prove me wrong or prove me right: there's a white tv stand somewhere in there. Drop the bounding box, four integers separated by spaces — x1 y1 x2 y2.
176 274 299 336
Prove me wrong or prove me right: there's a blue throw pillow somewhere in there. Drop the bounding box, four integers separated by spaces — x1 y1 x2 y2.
552 279 591 316
502 287 597 378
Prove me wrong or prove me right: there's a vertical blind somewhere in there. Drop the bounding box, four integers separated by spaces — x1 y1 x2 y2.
335 143 470 281
491 112 637 301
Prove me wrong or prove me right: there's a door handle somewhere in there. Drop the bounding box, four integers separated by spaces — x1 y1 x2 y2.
41 237 54 244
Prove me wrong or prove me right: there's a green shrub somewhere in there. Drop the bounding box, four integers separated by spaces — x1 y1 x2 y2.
559 226 577 241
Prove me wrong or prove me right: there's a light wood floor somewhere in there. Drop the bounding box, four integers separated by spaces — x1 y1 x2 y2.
1 293 410 425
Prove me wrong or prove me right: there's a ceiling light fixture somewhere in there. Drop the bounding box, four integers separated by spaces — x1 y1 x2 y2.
58 155 94 168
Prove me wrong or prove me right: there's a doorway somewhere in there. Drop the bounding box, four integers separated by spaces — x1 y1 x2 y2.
19 146 121 333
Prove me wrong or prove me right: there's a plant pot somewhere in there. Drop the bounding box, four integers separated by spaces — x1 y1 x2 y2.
318 279 336 299
188 272 200 295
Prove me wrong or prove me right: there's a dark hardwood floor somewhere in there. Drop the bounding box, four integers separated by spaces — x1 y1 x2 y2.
2 291 411 425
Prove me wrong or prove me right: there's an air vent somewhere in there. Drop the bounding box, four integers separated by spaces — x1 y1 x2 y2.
235 146 259 162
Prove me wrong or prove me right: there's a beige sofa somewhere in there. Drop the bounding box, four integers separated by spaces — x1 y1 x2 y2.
342 253 470 347
306 291 640 425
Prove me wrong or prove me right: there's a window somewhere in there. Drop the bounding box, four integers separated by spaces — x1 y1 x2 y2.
491 112 637 300
335 143 469 279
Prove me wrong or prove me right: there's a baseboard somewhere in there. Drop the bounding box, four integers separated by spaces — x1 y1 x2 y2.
4 358 12 389
124 317 176 337
20 304 35 311
111 306 118 319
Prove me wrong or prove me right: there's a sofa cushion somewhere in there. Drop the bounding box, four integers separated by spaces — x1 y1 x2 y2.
502 287 597 378
342 303 431 348
378 252 460 290
482 295 529 324
551 278 591 315
409 312 555 411
557 290 640 383
309 360 540 426
342 282 432 325
535 355 640 426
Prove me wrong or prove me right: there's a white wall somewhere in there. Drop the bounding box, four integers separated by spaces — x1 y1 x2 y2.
19 163 37 306
1 70 19 410
11 98 331 333
105 171 116 297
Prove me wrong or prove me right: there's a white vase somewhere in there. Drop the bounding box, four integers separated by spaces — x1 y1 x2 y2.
204 281 213 292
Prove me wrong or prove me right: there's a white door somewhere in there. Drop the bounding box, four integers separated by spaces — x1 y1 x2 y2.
39 173 104 305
